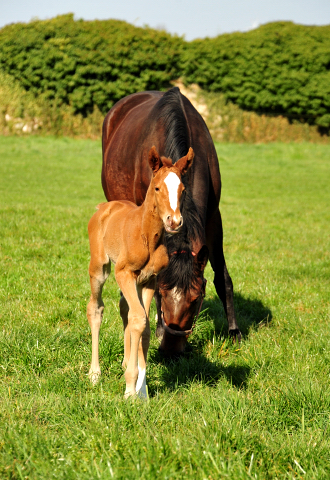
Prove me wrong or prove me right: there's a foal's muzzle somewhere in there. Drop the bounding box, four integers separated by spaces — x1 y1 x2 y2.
165 215 183 234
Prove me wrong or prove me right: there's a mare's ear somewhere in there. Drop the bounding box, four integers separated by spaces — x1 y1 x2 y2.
175 147 194 175
148 146 162 174
197 245 209 271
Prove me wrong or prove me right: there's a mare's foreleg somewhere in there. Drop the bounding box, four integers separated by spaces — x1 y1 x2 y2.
206 210 241 342
87 256 110 383
154 287 163 338
115 267 147 398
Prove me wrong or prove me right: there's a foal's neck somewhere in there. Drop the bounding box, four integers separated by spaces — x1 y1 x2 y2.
140 179 164 239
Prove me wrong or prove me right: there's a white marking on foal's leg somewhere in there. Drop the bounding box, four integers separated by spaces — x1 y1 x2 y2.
136 364 147 399
88 369 101 385
164 172 180 211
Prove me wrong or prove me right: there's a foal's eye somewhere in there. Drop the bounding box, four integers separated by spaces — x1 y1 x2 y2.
155 187 160 191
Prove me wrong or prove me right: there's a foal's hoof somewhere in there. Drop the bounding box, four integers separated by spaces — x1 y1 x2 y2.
124 389 148 401
229 329 242 344
88 370 101 385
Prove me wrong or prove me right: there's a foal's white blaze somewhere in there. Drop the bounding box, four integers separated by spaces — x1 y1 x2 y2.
164 172 180 212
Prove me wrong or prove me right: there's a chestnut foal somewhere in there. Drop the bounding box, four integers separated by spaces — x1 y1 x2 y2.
87 146 194 398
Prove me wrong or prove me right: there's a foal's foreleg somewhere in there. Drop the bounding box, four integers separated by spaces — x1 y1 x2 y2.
115 268 147 398
87 259 110 383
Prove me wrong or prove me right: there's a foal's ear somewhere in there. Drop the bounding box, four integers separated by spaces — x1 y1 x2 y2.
148 146 162 174
176 147 194 175
160 156 173 168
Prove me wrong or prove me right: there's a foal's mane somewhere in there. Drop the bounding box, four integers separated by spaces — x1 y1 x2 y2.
155 87 204 292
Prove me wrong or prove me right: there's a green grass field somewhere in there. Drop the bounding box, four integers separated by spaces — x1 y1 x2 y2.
0 137 329 479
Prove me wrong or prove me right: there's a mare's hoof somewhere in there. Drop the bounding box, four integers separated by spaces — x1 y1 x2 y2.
88 370 101 385
229 329 242 344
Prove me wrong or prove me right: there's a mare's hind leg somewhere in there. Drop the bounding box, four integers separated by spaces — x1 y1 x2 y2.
206 209 241 342
87 255 111 384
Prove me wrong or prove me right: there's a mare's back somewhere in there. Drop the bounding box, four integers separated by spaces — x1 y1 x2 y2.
101 88 221 214
102 92 162 205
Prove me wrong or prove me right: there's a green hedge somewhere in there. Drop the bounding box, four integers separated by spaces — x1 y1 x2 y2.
0 14 183 115
182 22 330 127
1 16 330 127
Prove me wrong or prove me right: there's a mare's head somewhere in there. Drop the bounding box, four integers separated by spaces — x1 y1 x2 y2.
148 146 194 233
149 145 209 357
158 245 209 356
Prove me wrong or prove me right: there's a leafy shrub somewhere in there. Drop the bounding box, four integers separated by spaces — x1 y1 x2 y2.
182 22 330 127
1 17 330 129
0 14 184 115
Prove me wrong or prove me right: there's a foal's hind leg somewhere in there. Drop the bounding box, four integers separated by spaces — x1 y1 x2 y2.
87 256 111 384
206 209 241 342
119 293 130 369
135 277 155 398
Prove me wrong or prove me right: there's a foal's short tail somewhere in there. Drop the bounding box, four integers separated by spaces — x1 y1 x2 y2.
96 202 107 210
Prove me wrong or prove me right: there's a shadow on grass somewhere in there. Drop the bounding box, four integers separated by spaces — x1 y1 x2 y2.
147 291 272 396
206 291 273 338
148 347 251 396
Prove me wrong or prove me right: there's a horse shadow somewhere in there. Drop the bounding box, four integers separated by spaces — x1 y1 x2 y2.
205 291 272 338
148 292 272 396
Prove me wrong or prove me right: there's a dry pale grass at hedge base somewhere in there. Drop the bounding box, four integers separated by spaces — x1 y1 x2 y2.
2 70 329 143
176 81 330 144
39 103 104 140
0 71 44 134
0 71 104 139
204 92 330 144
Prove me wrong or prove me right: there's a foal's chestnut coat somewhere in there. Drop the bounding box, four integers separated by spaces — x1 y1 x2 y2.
87 146 193 397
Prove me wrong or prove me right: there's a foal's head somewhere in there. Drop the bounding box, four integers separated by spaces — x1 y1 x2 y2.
148 146 194 234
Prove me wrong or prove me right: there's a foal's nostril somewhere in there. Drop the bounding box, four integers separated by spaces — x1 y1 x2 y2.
178 216 183 228
166 215 173 227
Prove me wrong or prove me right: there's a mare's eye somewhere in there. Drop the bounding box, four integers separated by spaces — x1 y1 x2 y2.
155 187 160 191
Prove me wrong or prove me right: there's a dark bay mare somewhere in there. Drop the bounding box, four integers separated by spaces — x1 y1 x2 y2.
102 87 241 355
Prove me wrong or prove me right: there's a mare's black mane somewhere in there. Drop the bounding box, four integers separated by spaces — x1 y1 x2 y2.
155 87 204 292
